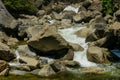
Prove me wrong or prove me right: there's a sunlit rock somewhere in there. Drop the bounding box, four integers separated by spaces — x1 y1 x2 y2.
87 46 110 63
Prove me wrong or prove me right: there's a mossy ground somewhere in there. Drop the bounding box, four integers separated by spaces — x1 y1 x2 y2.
0 71 120 80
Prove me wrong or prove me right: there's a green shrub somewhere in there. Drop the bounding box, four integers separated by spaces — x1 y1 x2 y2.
2 0 38 17
102 0 114 15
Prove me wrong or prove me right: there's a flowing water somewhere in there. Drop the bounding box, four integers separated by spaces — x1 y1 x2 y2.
58 24 97 67
5 24 120 80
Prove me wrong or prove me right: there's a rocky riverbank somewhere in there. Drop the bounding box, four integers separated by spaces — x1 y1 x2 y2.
0 0 120 79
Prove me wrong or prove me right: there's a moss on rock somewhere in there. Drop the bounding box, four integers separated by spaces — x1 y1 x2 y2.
2 0 38 17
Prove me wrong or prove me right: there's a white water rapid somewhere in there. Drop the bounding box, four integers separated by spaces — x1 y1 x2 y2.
59 25 97 67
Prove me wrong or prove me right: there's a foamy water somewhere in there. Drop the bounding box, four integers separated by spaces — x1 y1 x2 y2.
59 25 97 67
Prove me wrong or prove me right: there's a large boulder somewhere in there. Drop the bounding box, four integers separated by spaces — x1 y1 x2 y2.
87 46 110 63
0 42 16 61
28 26 73 59
0 0 17 29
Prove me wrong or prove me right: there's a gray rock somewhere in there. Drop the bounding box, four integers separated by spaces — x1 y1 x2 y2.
37 10 45 17
80 66 106 74
60 60 79 68
87 46 110 63
69 42 84 51
0 0 17 29
10 70 27 75
7 38 19 46
31 65 56 77
26 26 42 38
0 42 16 61
0 68 9 76
17 45 36 57
19 56 39 69
61 19 72 28
52 12 62 20
88 0 102 12
0 60 9 73
17 15 42 38
75 28 92 38
28 26 73 59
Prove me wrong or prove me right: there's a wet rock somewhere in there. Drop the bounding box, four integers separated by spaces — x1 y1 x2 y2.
75 28 92 38
61 19 72 28
59 49 74 60
81 66 106 74
17 45 36 57
61 60 79 67
28 26 72 59
0 1 17 29
87 46 110 63
88 37 107 47
86 32 99 42
0 42 16 61
50 61 66 72
31 65 56 77
69 42 84 51
73 14 82 23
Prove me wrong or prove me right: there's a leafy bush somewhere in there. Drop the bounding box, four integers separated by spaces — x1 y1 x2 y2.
2 0 38 17
102 0 114 15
